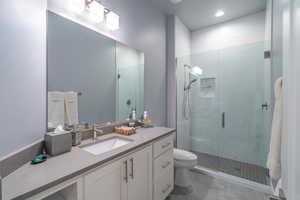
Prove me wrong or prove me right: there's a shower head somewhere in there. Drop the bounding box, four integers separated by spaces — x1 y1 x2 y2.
183 64 203 91
184 65 203 76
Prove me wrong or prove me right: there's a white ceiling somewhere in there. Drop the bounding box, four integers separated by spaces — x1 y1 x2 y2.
151 0 266 31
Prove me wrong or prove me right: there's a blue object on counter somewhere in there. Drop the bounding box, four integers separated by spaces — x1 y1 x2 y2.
31 155 47 165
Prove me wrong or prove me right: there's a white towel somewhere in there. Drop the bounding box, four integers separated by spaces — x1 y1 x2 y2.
64 91 79 126
267 77 283 181
48 92 65 128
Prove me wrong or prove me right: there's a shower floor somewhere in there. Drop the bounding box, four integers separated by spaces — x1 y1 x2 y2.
193 151 269 185
167 169 269 200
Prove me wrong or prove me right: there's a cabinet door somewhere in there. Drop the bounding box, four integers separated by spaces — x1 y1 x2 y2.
127 145 153 200
84 159 127 200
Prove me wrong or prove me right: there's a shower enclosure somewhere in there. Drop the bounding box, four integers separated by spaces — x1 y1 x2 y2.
176 41 272 184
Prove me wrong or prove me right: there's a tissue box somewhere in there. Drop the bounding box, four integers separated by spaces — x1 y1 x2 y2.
45 131 72 156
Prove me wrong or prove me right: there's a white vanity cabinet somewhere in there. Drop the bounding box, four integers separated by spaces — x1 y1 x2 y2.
84 145 153 200
83 134 175 200
127 145 153 200
153 134 174 200
84 158 127 200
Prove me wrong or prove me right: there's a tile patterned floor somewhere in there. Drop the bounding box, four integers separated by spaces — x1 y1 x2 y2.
193 151 269 185
168 169 269 200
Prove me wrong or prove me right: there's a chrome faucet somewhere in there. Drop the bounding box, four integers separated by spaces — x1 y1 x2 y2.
92 124 104 142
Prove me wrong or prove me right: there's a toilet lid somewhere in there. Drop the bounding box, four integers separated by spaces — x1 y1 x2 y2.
174 148 197 161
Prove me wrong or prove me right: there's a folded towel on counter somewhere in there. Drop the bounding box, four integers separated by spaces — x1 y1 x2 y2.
267 77 283 181
48 92 65 129
64 91 79 126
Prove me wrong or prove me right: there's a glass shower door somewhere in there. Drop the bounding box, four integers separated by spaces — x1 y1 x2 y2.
176 41 271 182
219 42 270 167
189 52 221 161
176 52 223 170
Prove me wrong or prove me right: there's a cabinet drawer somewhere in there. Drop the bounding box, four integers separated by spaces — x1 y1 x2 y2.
154 169 174 200
154 149 173 181
153 134 174 158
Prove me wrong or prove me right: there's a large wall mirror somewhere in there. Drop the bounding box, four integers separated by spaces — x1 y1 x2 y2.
47 11 144 129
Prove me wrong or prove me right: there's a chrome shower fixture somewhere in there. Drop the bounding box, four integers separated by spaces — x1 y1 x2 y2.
184 79 197 91
183 64 203 91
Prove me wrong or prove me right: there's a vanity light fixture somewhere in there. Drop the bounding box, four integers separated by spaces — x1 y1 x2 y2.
88 0 105 23
106 11 120 30
70 0 86 13
70 0 120 30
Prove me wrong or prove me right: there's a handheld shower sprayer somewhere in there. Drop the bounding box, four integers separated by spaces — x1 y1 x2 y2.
183 64 203 119
183 64 203 91
184 79 197 91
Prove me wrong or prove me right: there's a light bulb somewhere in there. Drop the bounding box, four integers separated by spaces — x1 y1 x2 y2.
106 11 119 30
88 1 105 23
215 10 225 17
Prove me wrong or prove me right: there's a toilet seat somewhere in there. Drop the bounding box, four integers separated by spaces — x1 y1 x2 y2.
174 148 197 168
174 148 197 161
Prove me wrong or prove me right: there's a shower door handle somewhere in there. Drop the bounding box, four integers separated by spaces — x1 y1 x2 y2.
261 102 269 111
222 112 225 128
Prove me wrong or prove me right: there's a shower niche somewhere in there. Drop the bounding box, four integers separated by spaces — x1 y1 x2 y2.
199 77 216 98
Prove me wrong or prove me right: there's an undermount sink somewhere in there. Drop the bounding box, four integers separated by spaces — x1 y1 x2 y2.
81 136 133 155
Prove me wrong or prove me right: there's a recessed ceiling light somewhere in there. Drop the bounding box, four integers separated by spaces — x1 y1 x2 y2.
170 0 183 4
215 10 225 17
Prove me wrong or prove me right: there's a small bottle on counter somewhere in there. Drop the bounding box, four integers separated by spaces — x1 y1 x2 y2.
143 110 151 123
131 109 136 120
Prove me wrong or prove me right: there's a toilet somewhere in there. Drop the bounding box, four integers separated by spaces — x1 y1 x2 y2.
173 148 198 189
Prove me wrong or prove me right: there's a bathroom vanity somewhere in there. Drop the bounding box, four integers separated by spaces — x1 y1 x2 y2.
2 128 175 200
1 7 175 200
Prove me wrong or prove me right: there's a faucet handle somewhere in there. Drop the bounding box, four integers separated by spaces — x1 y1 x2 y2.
93 124 98 130
93 125 104 134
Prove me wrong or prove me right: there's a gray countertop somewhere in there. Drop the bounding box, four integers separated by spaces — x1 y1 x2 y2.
2 127 175 200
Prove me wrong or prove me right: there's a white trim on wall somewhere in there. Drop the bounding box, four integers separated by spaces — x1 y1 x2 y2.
281 0 300 199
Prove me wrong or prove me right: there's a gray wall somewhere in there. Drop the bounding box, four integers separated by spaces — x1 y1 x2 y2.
0 1 46 159
166 16 176 129
0 0 166 158
271 0 283 104
166 16 192 129
47 12 116 124
175 17 192 57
